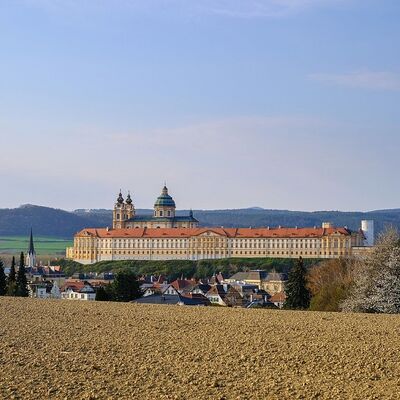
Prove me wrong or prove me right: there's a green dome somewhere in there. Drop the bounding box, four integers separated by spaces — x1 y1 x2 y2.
154 186 176 208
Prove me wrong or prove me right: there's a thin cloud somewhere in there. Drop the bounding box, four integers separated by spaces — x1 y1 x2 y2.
21 0 346 18
197 0 344 18
309 70 400 91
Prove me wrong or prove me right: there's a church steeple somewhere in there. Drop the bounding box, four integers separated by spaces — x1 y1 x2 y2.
117 190 124 204
125 191 135 220
26 228 36 269
28 228 35 254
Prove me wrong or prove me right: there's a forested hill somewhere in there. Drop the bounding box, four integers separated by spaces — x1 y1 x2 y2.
1 204 400 239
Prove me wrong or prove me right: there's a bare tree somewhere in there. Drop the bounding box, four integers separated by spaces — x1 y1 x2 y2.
307 258 354 311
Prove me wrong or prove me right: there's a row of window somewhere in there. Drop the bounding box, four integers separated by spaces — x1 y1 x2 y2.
76 248 349 258
79 237 348 244
154 210 173 217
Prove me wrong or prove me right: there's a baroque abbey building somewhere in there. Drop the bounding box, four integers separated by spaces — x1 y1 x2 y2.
67 186 368 265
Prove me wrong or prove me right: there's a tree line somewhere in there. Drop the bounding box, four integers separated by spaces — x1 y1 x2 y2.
300 228 400 313
0 252 29 297
55 257 315 281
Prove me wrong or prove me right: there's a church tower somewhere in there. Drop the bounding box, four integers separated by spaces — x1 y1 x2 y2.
125 191 135 220
112 190 135 229
113 191 125 229
154 185 176 218
26 228 36 268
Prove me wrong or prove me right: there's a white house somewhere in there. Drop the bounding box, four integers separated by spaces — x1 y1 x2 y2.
29 283 50 299
205 285 227 306
61 281 96 301
161 284 180 296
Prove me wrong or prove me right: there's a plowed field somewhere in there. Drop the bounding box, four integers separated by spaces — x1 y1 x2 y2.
1 297 399 399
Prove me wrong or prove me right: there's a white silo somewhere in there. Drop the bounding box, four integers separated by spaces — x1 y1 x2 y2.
361 220 375 246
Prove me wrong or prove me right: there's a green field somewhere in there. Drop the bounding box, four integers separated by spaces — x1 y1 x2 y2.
0 236 72 256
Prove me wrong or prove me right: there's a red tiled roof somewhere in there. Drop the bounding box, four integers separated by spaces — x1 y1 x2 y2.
269 292 286 302
76 226 352 239
61 279 96 292
61 279 86 292
153 281 168 289
171 279 196 291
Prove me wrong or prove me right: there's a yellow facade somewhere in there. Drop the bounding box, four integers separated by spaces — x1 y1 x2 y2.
67 226 364 265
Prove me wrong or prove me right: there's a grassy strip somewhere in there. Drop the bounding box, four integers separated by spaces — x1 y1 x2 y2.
0 236 72 253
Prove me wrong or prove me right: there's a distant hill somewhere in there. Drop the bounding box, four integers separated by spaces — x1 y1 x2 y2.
0 204 400 239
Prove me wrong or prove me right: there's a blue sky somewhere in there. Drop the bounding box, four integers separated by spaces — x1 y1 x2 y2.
0 0 399 211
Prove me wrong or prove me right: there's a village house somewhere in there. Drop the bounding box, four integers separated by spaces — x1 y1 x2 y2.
162 284 180 296
178 293 210 306
263 272 288 296
224 286 246 307
170 279 197 294
269 292 286 309
142 283 170 297
206 285 228 306
61 280 96 301
29 282 51 299
133 292 209 306
29 281 61 299
192 283 212 296
225 270 287 296
133 294 181 305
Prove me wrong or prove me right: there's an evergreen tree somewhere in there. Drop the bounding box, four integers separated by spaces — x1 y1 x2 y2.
8 256 16 282
112 272 142 302
15 252 29 297
194 260 214 280
0 259 7 296
285 257 311 310
95 286 109 301
7 256 17 296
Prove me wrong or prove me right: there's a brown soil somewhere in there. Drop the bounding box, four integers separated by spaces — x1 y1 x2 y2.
1 297 400 399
